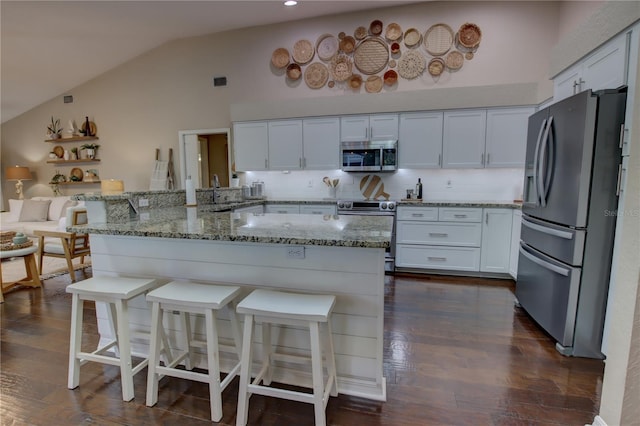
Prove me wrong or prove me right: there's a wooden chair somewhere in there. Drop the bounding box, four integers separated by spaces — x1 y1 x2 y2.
35 206 90 282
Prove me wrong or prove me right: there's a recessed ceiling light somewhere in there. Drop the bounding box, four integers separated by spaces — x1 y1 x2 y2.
284 1 298 6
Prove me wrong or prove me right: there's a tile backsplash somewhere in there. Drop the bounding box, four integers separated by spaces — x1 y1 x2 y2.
242 168 524 201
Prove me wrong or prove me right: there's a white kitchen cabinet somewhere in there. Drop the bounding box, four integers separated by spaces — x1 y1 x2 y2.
396 206 481 272
485 107 535 168
554 31 629 102
233 204 264 214
299 204 337 215
302 117 340 169
442 110 487 169
509 209 522 279
268 120 303 170
480 208 513 274
340 114 398 141
265 204 300 214
398 112 443 169
233 121 268 171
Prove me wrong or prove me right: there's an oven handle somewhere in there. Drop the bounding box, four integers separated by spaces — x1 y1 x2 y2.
519 242 569 276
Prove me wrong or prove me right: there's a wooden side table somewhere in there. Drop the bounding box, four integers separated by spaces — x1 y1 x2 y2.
0 245 42 303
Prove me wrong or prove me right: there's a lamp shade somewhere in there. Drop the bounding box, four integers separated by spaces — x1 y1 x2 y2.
5 166 32 181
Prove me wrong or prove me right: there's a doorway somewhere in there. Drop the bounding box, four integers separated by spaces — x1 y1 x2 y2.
178 128 231 189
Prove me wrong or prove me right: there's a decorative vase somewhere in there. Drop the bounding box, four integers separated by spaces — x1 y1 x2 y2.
63 149 70 160
86 148 95 159
231 178 240 187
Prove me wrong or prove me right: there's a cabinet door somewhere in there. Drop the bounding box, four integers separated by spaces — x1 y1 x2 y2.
480 208 513 273
582 31 628 92
303 117 340 169
370 114 399 140
442 110 486 168
485 107 535 168
340 116 369 142
299 204 337 215
268 120 303 170
553 64 582 102
509 209 522 278
233 121 268 171
398 112 443 169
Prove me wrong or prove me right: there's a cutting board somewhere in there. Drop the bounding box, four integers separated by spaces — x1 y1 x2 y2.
359 175 390 200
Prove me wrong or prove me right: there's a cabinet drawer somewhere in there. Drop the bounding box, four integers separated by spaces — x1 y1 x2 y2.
299 204 336 215
397 207 438 221
396 222 481 246
396 245 480 271
265 204 300 214
438 207 482 222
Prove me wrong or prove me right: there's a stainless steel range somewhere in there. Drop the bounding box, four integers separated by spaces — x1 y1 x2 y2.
337 199 396 273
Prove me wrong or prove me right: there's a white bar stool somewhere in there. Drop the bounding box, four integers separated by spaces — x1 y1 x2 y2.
145 280 243 422
235 289 338 426
66 276 164 402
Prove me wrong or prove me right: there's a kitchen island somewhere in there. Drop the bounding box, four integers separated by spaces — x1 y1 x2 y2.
70 207 392 401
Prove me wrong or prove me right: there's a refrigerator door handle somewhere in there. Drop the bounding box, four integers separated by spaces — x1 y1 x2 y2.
519 243 570 276
532 118 548 207
521 217 574 240
538 116 553 207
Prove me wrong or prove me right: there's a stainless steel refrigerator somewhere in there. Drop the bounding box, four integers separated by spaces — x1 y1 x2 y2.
516 88 627 359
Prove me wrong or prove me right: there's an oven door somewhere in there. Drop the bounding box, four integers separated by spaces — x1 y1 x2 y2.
341 147 382 172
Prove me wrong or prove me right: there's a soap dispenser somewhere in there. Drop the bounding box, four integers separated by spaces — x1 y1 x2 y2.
416 178 423 200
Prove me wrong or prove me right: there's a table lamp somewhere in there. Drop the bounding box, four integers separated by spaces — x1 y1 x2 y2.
5 166 32 200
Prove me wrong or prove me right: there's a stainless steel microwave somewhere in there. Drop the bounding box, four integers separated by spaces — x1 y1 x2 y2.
340 140 398 172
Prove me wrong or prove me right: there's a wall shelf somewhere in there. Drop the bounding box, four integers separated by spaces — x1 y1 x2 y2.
44 136 99 143
46 159 101 164
52 181 101 185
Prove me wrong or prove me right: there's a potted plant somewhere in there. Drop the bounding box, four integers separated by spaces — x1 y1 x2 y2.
70 147 79 160
80 143 100 159
231 173 240 187
47 116 62 139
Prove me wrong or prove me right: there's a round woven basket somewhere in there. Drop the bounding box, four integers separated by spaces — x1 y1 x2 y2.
304 62 329 89
353 37 389 75
458 23 482 48
365 75 383 93
316 34 338 61
354 26 367 40
292 39 315 64
404 28 421 48
424 23 454 56
339 35 356 54
271 48 290 69
385 23 402 41
398 50 425 79
445 50 464 70
428 57 446 77
330 54 353 82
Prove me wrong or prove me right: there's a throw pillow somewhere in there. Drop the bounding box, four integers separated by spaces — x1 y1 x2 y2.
7 199 24 222
18 199 52 222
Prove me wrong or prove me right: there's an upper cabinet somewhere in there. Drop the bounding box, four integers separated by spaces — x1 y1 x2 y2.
442 109 486 169
268 120 303 170
485 107 535 168
302 117 340 169
398 112 443 169
340 114 398 142
233 121 269 171
554 31 629 102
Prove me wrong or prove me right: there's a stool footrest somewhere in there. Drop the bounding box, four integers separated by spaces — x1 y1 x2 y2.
248 383 316 404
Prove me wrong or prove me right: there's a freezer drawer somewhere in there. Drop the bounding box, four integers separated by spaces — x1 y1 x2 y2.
516 242 581 347
396 244 480 271
520 215 585 266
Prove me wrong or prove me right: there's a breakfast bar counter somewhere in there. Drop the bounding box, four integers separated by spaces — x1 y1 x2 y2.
71 207 392 401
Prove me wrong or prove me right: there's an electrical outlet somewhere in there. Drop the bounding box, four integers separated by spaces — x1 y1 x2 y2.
140 212 150 221
139 198 149 207
287 246 305 259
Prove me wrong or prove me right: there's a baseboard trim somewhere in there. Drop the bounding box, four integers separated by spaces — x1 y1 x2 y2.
587 415 608 426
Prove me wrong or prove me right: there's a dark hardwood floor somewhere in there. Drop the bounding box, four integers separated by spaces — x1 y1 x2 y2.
1 268 604 425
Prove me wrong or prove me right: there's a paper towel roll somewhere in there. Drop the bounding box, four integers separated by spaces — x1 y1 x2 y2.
185 177 196 206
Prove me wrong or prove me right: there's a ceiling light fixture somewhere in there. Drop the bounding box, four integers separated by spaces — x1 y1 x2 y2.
284 1 298 6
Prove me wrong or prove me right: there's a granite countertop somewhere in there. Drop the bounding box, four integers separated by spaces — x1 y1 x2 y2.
70 207 392 248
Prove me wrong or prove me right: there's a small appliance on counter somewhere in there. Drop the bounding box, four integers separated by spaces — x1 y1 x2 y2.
251 181 265 197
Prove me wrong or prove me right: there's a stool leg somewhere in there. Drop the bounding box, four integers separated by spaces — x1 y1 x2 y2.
205 309 223 422
180 312 193 370
146 301 163 407
236 314 255 426
325 321 338 397
115 299 135 401
106 302 121 358
68 294 84 389
228 301 243 362
262 322 272 385
309 321 327 426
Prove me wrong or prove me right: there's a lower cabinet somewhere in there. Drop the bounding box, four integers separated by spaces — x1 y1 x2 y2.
299 204 337 215
397 206 515 277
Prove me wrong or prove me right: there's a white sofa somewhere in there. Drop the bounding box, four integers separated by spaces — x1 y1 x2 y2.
1 196 82 236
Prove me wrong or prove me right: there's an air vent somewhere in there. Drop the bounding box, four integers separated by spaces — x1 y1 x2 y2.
213 76 227 87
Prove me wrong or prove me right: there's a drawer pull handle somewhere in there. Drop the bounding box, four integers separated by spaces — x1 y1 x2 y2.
411 213 424 217
453 214 467 218
427 256 447 261
428 233 448 237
